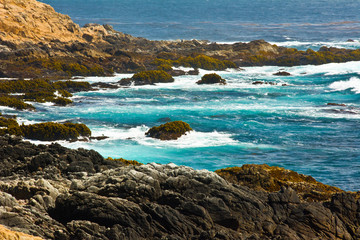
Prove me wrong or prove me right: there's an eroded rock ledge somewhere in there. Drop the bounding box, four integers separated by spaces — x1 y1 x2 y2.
0 135 359 240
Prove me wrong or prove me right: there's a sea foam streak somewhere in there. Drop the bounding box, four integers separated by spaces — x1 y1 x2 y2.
329 77 360 94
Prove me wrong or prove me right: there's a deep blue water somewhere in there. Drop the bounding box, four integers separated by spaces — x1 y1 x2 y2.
40 0 360 46
4 1 360 191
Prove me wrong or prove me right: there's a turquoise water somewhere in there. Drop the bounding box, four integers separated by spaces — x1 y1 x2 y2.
7 1 360 190
3 63 360 191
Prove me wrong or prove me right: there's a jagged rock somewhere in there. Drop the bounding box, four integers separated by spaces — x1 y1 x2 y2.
215 164 343 202
0 136 359 240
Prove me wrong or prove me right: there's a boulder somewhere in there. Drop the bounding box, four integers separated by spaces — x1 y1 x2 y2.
273 71 291 76
146 121 192 140
196 73 226 85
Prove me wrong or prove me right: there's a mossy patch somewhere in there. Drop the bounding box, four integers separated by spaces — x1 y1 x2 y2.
197 73 226 85
0 79 91 109
106 157 143 166
151 54 237 71
215 164 343 202
120 70 174 86
146 121 192 140
20 122 91 141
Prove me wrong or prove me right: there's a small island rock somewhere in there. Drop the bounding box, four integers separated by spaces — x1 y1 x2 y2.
146 121 192 140
273 71 291 76
196 73 226 85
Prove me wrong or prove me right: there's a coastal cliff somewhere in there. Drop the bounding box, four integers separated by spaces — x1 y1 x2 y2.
0 135 359 240
1 0 360 79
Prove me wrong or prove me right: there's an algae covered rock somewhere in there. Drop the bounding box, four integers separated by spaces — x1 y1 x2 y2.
215 164 343 202
196 73 226 85
146 121 192 140
119 70 174 86
20 122 91 141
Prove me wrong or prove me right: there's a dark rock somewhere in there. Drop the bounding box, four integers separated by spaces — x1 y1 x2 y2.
273 71 291 76
187 69 199 75
327 103 346 107
91 82 119 89
196 73 226 85
0 136 359 240
252 81 276 85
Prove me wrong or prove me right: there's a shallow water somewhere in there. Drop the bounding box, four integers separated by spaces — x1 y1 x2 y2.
4 62 359 191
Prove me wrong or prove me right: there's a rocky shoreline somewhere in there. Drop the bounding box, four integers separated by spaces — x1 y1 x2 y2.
0 135 359 240
1 1 360 239
1 0 360 79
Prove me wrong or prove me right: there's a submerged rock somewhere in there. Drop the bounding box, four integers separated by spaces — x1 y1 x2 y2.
196 73 226 85
145 121 192 140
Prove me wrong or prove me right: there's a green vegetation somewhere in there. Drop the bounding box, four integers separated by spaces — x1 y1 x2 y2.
151 54 237 71
0 79 91 110
40 59 105 77
197 73 226 85
0 96 34 110
0 115 91 141
215 164 343 202
146 121 192 140
131 70 174 84
106 157 143 166
20 122 91 141
244 47 360 66
0 116 22 136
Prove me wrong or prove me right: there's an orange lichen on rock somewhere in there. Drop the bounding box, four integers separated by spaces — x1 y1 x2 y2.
0 224 43 240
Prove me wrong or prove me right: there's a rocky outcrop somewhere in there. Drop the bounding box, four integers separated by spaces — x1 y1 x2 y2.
0 135 359 240
2 0 360 79
146 121 192 140
196 73 226 85
273 71 291 76
215 164 344 202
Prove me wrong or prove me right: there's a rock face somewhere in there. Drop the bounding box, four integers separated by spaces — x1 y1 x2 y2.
0 135 360 240
0 0 82 43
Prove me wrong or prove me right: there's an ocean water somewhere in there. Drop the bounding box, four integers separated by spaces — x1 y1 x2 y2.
7 1 359 191
2 62 359 191
40 0 360 49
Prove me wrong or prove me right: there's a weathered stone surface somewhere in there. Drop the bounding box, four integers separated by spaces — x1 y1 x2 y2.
215 164 343 202
0 136 359 240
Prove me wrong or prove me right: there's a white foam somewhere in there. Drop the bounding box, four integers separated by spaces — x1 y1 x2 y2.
270 40 360 50
242 61 360 77
329 77 360 94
